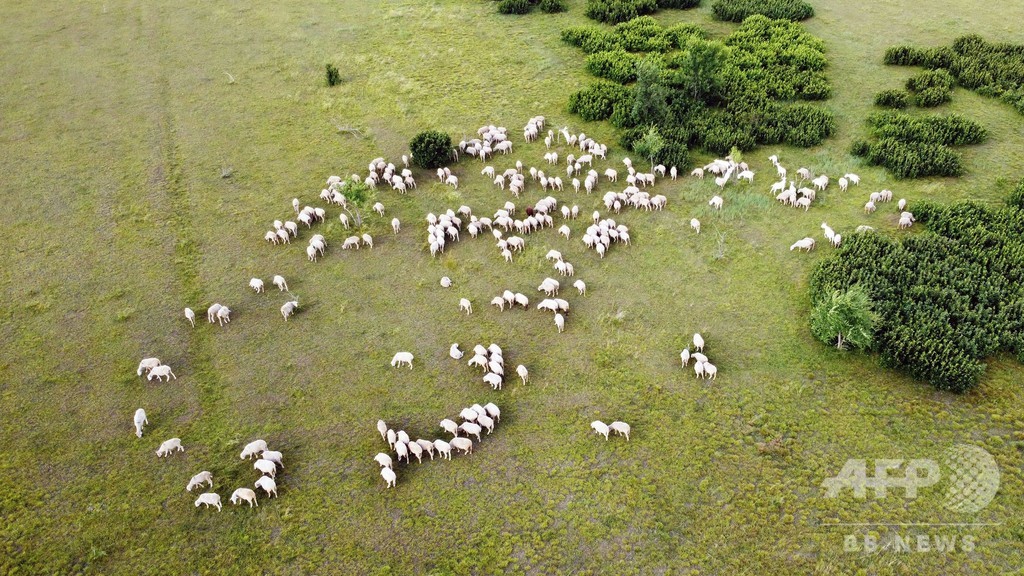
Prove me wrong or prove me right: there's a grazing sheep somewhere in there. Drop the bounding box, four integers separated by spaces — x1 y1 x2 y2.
680 349 690 367
450 343 464 360
194 493 222 511
440 276 452 288
156 437 184 457
386 429 396 449
693 333 704 352
484 403 500 422
704 362 718 380
240 439 268 460
459 298 472 315
845 173 860 185
254 459 277 479
899 216 914 229
261 450 284 469
407 441 423 463
433 439 452 460
390 352 414 369
864 201 876 214
483 372 503 390
839 177 848 192
373 202 385 216
377 420 388 441
468 354 488 370
573 280 586 295
476 414 495 434
514 293 529 308
147 365 176 382
391 218 401 234
255 475 278 498
692 352 708 364
490 296 506 311
231 488 258 507
362 233 373 249
831 234 842 248
137 357 161 376
187 471 214 492
609 421 630 441
381 467 397 488
694 361 705 379
691 168 704 179
216 306 231 326
184 308 196 327
554 313 565 333
272 275 288 291
397 430 411 445
280 300 299 321
898 198 907 211
450 437 473 454
790 238 816 252
440 419 459 436
516 364 529 385
709 196 723 210
415 439 436 460
591 420 610 440
249 278 264 293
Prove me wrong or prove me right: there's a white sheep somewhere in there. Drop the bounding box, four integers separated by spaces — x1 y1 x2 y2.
555 313 565 333
231 488 259 507
477 414 495 434
709 196 723 210
591 420 610 440
693 333 705 352
261 450 284 469
390 352 414 369
187 471 214 492
156 437 184 457
339 213 350 228
450 437 473 454
440 276 452 288
514 293 529 308
433 439 452 460
373 202 385 216
377 420 388 441
391 218 401 234
407 441 423 463
272 275 288 291
790 238 816 252
609 421 630 441
147 365 176 382
516 364 529 385
381 467 397 488
459 298 472 315
680 349 690 367
864 201 876 214
416 439 436 460
484 403 500 422
386 429 396 449
397 430 411 444
254 459 277 479
450 343 464 360
573 280 586 296
440 419 459 436
249 278 264 293
362 233 373 249
845 173 860 185
281 300 299 321
194 493 222 511
255 475 278 498
694 361 705 379
133 408 148 438
483 372 503 390
137 358 161 376
216 306 231 326
240 439 268 460
898 215 913 229
184 308 196 327
690 218 701 234
898 198 907 211
692 352 708 364
546 249 563 262
704 362 718 380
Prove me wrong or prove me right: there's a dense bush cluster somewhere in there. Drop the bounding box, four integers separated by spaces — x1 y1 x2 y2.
711 0 814 22
809 192 1024 392
495 0 567 14
885 35 1024 115
852 112 986 178
409 131 453 170
905 69 954 107
585 0 698 24
565 15 835 158
875 89 909 109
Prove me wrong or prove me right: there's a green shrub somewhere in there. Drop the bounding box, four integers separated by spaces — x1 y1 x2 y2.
561 26 620 54
711 0 814 22
538 0 568 12
914 86 952 107
1009 179 1024 210
906 69 955 92
867 112 987 146
615 16 673 52
497 0 533 13
855 137 964 179
325 64 342 87
585 0 658 23
586 50 640 83
409 131 453 170
568 81 634 121
657 0 700 7
875 89 909 109
780 104 835 147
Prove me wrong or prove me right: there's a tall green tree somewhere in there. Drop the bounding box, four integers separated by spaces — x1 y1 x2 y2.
675 39 728 101
631 58 670 127
810 285 878 350
632 125 665 172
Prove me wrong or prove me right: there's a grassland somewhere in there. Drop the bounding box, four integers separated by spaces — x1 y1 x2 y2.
1 0 1022 573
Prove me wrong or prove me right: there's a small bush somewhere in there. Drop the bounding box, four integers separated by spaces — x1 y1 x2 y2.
561 26 620 54
568 81 634 121
914 86 952 107
615 16 673 52
657 0 700 7
538 0 568 12
409 131 453 170
1008 179 1024 210
712 0 814 22
585 0 658 24
857 137 964 179
906 69 955 92
780 104 835 147
497 0 532 14
586 50 640 83
875 89 909 109
867 112 987 146
325 64 342 87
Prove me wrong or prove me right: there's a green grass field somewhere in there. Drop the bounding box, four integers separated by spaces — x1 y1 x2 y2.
2 0 1023 573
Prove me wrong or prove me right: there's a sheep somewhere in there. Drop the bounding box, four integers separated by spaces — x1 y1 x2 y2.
445 175 459 189
407 441 423 463
381 467 397 488
459 298 473 315
187 471 214 492
796 197 812 211
194 493 222 511
487 360 504 376
265 230 279 245
216 306 231 326
392 441 409 463
898 215 914 229
514 293 529 308
284 221 298 237
864 201 876 214
249 278 264 293
137 358 161 376
292 198 300 213
609 421 631 441
572 279 587 296
339 213 350 228
898 198 907 211
483 372 503 390
377 420 388 441
386 429 397 449
254 459 277 478
790 237 816 252
694 361 706 379
255 475 278 498
483 403 500 423
468 354 488 369
690 218 701 234
147 365 176 382
440 419 459 437
591 420 610 440
434 439 452 460
276 229 290 244
491 296 506 311
272 275 288 291
555 313 565 333
690 168 704 179
704 363 718 380
546 249 563 262
449 343 464 360
692 352 708 364
207 303 222 323
502 248 513 263
514 364 529 385
156 438 184 457
693 333 705 352
240 439 268 460
231 488 259 507
184 308 196 327
845 173 860 185
450 437 473 455
280 300 299 321
262 450 284 469
362 233 373 249
397 430 411 444
416 439 436 460
680 349 690 367
372 202 385 217
709 196 723 210
838 177 848 192
390 352 414 369
738 170 755 183
830 234 842 248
